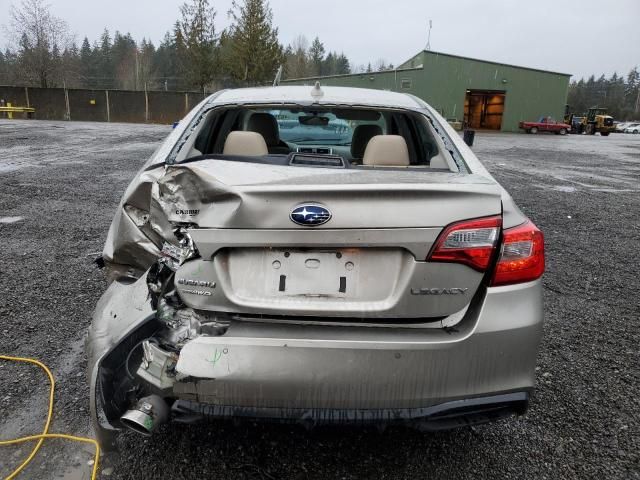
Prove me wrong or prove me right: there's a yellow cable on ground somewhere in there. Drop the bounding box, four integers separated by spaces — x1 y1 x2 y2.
0 355 100 480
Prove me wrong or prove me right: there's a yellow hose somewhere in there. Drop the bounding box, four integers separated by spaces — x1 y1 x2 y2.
0 355 100 480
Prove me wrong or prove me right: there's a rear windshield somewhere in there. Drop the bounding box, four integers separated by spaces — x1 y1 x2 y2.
173 105 461 172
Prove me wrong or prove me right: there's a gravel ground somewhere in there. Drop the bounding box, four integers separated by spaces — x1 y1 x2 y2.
0 120 638 479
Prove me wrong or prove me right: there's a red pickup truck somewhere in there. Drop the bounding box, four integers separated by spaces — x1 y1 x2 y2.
519 116 571 135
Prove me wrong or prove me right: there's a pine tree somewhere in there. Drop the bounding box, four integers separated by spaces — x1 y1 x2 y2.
322 52 333 75
308 37 325 76
111 32 137 89
138 39 156 89
226 0 283 86
98 29 114 88
626 67 639 116
79 37 99 88
335 53 350 75
176 0 218 92
283 35 309 79
154 31 183 90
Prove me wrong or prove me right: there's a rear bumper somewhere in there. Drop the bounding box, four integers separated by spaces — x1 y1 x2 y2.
173 280 542 410
88 277 542 446
172 392 530 430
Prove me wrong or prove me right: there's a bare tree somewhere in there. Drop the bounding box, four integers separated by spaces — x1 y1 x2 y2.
8 0 71 87
285 34 309 78
374 58 388 72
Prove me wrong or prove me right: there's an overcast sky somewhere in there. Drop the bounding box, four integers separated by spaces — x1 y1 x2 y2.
3 0 639 80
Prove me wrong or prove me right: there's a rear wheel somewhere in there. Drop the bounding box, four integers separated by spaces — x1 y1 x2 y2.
559 128 567 135
600 131 610 136
530 127 538 134
633 130 639 134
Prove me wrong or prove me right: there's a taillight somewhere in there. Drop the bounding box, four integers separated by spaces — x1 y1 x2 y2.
491 220 545 286
428 216 502 271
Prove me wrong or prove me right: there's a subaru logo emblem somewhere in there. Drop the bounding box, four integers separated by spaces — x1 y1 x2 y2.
290 203 331 227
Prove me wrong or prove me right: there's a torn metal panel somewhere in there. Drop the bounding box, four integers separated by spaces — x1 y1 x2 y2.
86 274 154 366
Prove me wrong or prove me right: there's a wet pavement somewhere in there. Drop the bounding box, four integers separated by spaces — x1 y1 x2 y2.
1 120 639 479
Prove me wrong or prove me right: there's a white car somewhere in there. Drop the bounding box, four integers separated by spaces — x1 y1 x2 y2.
624 123 640 134
615 122 629 133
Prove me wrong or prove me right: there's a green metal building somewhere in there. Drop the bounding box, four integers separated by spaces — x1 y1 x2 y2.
282 50 571 132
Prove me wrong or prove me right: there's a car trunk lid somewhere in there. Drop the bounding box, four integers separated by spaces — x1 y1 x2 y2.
156 160 502 319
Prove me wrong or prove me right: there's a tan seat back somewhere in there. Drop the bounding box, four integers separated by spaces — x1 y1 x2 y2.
362 135 410 166
223 131 268 156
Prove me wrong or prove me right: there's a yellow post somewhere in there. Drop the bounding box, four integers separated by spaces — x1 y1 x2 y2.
7 102 12 119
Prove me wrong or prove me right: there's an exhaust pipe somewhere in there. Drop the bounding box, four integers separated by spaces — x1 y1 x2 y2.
120 395 169 436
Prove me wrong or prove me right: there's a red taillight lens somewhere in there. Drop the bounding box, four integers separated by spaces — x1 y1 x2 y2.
428 216 502 271
491 220 545 286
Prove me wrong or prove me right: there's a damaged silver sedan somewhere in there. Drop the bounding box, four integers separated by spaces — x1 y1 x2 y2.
87 85 545 449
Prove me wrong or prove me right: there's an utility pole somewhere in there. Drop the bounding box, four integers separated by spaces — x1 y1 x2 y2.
426 20 433 51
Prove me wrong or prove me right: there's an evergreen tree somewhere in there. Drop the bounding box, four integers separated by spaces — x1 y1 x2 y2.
138 39 156 89
98 29 114 88
176 0 218 92
0 50 8 85
335 53 350 75
308 37 325 76
111 32 138 90
323 52 336 76
283 35 309 79
567 67 640 120
154 32 183 90
226 0 283 86
61 43 81 88
79 37 99 88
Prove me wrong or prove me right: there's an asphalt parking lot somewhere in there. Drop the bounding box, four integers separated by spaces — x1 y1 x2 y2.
1 120 639 479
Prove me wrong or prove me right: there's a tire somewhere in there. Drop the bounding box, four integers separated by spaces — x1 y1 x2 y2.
633 130 639 134
600 132 610 136
559 128 567 135
530 127 538 134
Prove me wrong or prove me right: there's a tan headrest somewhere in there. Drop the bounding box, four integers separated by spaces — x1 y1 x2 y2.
351 124 382 158
223 131 268 156
362 135 410 166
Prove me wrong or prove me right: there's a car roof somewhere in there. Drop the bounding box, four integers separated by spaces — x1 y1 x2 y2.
210 86 424 109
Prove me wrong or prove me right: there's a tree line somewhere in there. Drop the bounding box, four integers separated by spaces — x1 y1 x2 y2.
0 0 394 92
567 69 640 121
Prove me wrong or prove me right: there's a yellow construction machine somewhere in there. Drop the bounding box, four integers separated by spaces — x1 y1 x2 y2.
581 107 614 136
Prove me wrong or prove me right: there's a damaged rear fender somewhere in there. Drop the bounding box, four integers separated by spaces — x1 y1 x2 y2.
86 273 155 449
102 162 242 282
